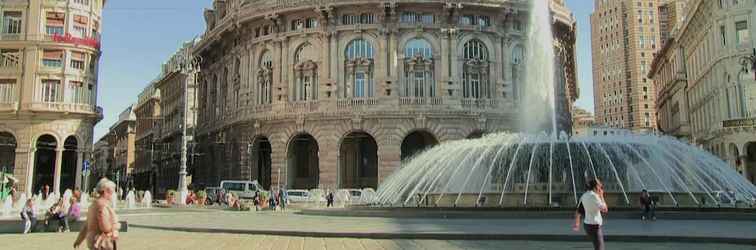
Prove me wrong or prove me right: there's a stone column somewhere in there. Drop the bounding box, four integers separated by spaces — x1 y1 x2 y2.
53 147 63 195
17 147 31 196
329 32 339 96
377 140 401 184
269 135 286 189
75 150 83 189
319 133 338 190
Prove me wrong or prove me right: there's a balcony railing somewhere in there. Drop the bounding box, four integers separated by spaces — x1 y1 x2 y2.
26 102 98 114
399 97 443 106
0 33 21 41
202 97 511 131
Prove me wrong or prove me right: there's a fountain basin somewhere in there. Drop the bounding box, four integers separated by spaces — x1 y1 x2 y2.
374 133 756 208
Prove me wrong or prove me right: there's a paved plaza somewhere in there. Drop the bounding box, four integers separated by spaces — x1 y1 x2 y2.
1 228 754 250
118 209 756 243
1 208 755 249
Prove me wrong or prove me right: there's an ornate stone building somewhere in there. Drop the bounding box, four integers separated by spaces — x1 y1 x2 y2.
0 0 104 196
192 0 577 190
650 0 756 183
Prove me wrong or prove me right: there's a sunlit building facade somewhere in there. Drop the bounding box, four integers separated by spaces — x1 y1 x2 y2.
0 0 104 196
192 0 577 190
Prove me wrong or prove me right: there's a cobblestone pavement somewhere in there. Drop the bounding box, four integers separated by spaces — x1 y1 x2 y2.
1 228 754 250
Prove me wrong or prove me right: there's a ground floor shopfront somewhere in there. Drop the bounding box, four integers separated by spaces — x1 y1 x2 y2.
192 114 512 191
0 116 94 196
700 121 756 184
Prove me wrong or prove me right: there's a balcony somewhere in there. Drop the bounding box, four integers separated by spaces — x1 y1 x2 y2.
0 64 21 74
0 102 17 112
0 33 22 41
202 96 512 132
25 102 99 114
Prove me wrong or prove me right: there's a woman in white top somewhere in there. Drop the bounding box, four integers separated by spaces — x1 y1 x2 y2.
573 179 608 250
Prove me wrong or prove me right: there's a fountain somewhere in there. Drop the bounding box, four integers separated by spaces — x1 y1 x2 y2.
1 196 12 218
14 193 26 211
142 191 152 208
372 1 756 209
374 133 756 208
126 190 136 209
111 193 118 209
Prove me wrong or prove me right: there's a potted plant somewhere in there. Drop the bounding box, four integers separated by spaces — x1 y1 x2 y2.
196 190 207 207
166 189 177 205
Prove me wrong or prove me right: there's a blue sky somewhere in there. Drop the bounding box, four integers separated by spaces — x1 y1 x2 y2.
94 0 595 140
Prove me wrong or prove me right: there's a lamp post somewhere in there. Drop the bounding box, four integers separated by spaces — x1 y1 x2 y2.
176 48 202 206
738 48 756 117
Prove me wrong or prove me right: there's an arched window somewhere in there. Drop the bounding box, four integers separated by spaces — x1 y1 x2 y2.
220 67 229 115
345 39 375 98
403 38 435 97
462 39 490 99
257 50 273 104
294 42 318 101
346 39 374 61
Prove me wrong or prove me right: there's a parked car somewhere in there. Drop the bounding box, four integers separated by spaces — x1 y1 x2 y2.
220 180 264 200
285 189 311 203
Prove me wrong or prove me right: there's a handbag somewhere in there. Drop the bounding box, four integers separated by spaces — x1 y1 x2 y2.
94 233 116 250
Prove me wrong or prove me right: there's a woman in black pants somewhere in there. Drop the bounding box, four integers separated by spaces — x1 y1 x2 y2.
573 179 608 250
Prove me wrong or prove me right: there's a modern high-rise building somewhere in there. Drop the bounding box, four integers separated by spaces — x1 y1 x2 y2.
0 0 105 196
591 0 687 132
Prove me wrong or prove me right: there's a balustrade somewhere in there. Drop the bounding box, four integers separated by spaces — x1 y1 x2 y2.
25 102 97 113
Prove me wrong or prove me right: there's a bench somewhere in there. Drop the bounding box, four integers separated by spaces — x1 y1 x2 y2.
0 218 128 234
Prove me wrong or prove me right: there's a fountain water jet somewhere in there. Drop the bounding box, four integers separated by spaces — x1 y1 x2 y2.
142 191 152 208
374 133 756 208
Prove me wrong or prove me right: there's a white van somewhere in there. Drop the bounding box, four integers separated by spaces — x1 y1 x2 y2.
220 180 264 200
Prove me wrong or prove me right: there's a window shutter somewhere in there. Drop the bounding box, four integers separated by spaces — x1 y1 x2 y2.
46 12 65 26
74 15 89 27
72 51 85 60
43 50 64 60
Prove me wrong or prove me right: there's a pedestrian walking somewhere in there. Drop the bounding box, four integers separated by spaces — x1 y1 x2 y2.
278 188 287 212
20 199 37 234
326 191 334 207
74 178 121 250
639 189 655 221
573 179 608 250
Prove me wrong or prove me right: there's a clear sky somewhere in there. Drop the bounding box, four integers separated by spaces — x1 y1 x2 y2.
93 0 595 140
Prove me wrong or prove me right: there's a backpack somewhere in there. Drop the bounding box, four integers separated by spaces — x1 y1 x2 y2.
576 201 586 217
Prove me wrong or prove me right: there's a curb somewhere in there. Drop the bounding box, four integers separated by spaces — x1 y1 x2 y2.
129 224 756 245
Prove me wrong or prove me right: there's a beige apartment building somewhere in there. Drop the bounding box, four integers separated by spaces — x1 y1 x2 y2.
132 81 160 192
0 0 104 196
191 0 577 191
571 107 596 136
152 41 198 195
650 0 756 183
110 105 135 190
591 0 687 132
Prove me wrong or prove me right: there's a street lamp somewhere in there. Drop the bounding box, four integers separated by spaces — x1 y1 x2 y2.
175 48 202 206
